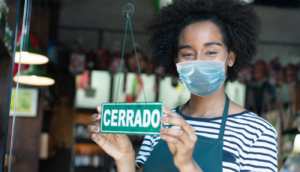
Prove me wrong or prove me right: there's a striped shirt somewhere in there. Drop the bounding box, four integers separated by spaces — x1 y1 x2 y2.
135 107 278 172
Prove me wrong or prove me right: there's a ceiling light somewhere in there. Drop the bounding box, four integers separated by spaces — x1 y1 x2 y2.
13 65 55 86
15 31 49 64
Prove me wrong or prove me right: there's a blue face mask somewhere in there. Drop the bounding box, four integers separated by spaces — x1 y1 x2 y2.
176 54 227 97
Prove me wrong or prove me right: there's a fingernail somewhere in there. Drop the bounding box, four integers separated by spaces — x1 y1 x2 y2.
97 106 101 110
159 134 164 138
160 128 164 132
94 126 99 131
162 107 167 111
98 114 101 118
160 116 166 121
94 134 100 138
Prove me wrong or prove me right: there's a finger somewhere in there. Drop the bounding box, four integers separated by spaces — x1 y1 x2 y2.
89 113 101 126
91 133 101 141
160 128 192 146
160 116 196 141
97 105 102 113
162 107 182 118
87 125 100 133
160 134 185 149
91 133 107 147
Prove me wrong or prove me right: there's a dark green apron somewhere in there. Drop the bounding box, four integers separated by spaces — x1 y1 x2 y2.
143 96 229 172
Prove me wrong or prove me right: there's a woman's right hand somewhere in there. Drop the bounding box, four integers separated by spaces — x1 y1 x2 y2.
87 106 135 171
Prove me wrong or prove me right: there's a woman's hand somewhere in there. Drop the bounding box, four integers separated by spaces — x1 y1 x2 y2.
87 106 135 172
160 107 203 172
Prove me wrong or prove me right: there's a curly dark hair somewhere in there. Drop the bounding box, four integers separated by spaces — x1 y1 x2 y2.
143 0 261 81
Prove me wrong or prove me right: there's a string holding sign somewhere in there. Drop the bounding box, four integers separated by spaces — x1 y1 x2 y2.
115 3 147 104
100 3 163 135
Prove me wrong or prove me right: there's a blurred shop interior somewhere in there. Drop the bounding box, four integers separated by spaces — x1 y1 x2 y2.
1 0 300 171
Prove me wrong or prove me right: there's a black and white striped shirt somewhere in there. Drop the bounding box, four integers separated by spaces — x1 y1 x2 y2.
135 107 278 172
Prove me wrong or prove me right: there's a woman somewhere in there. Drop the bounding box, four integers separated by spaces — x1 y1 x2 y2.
87 0 278 171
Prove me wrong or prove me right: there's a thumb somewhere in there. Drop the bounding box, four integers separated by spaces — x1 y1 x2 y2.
97 106 102 114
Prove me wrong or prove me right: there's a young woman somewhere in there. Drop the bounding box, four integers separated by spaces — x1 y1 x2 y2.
87 0 278 171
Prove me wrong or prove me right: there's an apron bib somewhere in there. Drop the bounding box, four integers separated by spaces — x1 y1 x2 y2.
143 95 229 172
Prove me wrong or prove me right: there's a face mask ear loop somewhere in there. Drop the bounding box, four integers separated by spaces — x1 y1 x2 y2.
225 52 229 78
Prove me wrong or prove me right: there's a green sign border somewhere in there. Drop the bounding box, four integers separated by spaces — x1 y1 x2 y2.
100 102 163 135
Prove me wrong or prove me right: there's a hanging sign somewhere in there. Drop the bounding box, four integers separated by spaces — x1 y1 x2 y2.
100 102 163 135
100 4 163 135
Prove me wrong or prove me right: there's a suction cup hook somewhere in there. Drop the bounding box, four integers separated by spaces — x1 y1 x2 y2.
122 3 134 18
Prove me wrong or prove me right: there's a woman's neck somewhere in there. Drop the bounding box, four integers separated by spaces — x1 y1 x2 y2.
182 86 227 118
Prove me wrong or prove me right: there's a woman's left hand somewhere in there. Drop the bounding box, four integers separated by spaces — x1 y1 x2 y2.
160 107 202 172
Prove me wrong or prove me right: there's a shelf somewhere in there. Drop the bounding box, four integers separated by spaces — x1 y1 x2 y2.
282 128 299 135
75 167 106 172
76 138 96 144
74 143 105 154
76 114 93 125
76 108 98 114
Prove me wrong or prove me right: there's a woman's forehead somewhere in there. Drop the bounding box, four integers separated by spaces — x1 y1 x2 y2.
179 21 224 46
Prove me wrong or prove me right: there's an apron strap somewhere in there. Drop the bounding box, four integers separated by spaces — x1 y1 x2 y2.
178 100 189 114
218 95 230 140
178 95 229 141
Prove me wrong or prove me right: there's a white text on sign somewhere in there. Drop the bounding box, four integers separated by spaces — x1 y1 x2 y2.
103 109 160 128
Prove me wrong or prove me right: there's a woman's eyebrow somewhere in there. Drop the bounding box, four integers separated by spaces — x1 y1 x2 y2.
204 42 223 47
178 45 192 50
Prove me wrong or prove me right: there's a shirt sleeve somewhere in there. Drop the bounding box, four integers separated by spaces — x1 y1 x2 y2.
135 135 159 167
240 125 278 172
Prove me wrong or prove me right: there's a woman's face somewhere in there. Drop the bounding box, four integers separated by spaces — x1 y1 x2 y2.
175 21 235 69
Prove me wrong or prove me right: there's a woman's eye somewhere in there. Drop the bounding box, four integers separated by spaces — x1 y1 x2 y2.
206 51 217 55
183 53 193 57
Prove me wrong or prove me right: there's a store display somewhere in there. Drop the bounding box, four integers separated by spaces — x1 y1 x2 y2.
112 73 156 103
75 70 111 109
238 58 300 167
125 75 142 102
238 66 253 83
77 70 95 98
158 76 190 109
293 134 300 153
69 53 86 75
225 81 246 107
76 124 91 140
268 57 281 87
74 115 106 171
74 144 104 168
86 50 96 70
97 49 111 71
128 52 145 73
280 152 300 172
286 64 297 84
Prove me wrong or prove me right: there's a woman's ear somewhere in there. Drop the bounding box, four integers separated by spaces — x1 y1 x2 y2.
227 51 236 67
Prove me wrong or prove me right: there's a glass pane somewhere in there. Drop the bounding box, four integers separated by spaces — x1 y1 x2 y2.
0 0 20 170
4 0 300 172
